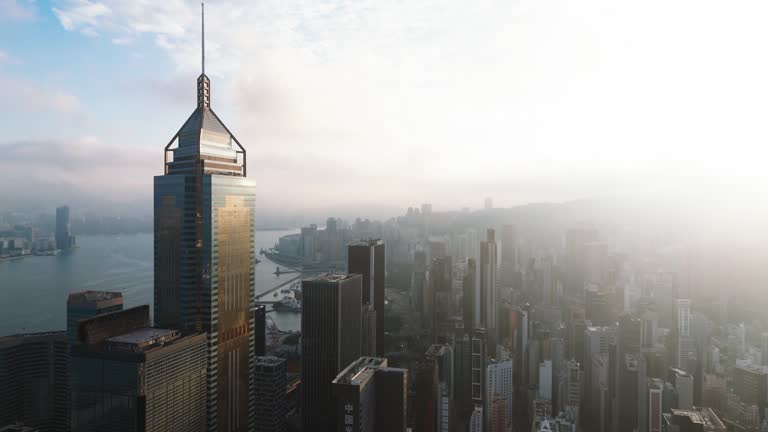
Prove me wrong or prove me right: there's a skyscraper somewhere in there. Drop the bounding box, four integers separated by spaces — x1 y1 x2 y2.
0 332 68 431
301 274 362 432
564 227 598 298
55 205 73 250
675 299 696 369
253 304 266 356
332 357 408 432
153 5 256 430
500 225 517 287
348 239 385 354
463 259 476 333
479 229 498 353
253 356 287 432
66 290 123 345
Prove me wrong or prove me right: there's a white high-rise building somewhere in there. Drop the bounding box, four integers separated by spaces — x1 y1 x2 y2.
487 359 514 421
469 405 483 432
538 360 553 400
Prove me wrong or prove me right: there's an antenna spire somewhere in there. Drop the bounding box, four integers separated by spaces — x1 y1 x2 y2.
201 1 205 76
197 1 210 108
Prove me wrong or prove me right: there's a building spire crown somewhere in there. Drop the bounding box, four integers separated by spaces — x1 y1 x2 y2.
197 1 210 108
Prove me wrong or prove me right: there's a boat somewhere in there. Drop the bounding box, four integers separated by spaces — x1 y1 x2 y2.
255 258 261 264
273 297 301 312
273 292 278 297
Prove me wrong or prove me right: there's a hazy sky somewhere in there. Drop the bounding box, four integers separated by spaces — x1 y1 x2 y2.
2 0 768 215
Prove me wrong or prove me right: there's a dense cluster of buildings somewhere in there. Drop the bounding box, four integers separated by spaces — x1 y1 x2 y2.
1 7 763 432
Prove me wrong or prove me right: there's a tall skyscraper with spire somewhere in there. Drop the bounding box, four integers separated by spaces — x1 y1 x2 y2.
154 3 256 431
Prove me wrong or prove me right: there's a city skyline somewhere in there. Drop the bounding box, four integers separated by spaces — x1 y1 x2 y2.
3 0 768 215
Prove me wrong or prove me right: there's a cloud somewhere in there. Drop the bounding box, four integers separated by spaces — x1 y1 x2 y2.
0 74 80 113
0 0 35 21
47 0 768 209
0 137 156 207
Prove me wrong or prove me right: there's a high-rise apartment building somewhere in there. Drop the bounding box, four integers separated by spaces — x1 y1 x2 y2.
479 230 497 353
253 356 286 432
669 367 694 410
332 357 408 432
348 239 385 354
0 332 68 431
55 205 74 250
486 359 513 422
301 274 362 432
471 329 487 409
489 394 508 432
66 290 123 345
153 6 256 429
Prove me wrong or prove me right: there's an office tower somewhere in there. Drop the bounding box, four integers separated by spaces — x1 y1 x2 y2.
431 256 453 336
301 274 362 432
153 7 256 431
675 299 696 369
253 356 286 432
55 205 73 250
489 394 508 432
479 229 498 353
424 344 453 432
414 359 439 432
463 259 476 334
733 363 768 408
669 367 694 409
500 225 517 287
413 250 427 314
584 326 615 416
361 304 377 357
645 379 664 432
619 314 642 359
453 333 473 424
70 307 207 432
348 239 385 354
253 304 266 356
641 310 659 348
585 288 613 326
301 225 318 261
486 359 513 421
564 227 598 298
538 360 553 400
333 357 408 432
0 332 68 431
471 329 487 407
618 354 640 432
468 406 483 432
665 407 726 432
560 359 582 410
66 290 123 345
584 241 609 287
539 255 555 304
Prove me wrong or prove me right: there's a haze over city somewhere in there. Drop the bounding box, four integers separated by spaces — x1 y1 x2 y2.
4 1 768 432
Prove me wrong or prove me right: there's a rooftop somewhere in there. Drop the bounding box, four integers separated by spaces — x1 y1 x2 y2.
332 357 387 385
670 407 726 431
303 273 359 283
107 328 177 346
349 239 384 247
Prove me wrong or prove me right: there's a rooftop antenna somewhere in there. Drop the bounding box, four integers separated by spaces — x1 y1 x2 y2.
201 1 205 77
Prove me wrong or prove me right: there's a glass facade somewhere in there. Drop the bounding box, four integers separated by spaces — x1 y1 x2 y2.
154 174 256 432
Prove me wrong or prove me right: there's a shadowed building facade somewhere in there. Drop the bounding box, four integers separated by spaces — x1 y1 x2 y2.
153 6 256 429
301 274 362 432
348 239 385 354
0 332 68 432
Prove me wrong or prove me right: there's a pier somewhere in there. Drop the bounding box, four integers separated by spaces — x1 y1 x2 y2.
255 275 303 300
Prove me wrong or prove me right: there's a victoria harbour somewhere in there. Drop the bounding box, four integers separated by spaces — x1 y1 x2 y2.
0 229 301 336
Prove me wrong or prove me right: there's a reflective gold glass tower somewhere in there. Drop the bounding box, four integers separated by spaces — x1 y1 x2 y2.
154 4 256 430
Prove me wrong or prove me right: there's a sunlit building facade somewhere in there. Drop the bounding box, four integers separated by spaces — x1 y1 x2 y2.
153 22 256 429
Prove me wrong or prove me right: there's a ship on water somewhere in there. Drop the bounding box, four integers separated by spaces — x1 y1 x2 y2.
273 296 301 312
